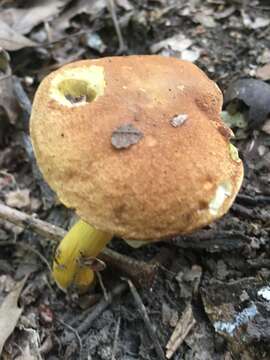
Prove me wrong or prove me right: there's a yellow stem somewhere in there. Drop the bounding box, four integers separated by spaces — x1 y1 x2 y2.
52 219 112 292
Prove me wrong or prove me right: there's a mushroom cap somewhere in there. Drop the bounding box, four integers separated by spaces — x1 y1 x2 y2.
30 55 243 241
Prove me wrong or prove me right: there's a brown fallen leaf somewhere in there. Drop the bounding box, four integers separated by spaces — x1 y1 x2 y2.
0 277 27 355
0 48 19 124
111 123 143 149
0 0 71 35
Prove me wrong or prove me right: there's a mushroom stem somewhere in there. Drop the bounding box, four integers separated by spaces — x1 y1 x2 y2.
53 220 112 292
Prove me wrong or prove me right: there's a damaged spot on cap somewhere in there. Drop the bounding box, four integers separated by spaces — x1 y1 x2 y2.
229 143 241 163
111 123 144 149
217 123 235 140
209 181 232 216
170 114 188 128
65 94 87 104
50 65 105 107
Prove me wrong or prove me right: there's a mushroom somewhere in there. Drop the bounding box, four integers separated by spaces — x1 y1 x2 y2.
30 55 244 291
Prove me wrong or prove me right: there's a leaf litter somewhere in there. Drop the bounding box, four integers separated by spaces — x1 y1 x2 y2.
0 277 27 355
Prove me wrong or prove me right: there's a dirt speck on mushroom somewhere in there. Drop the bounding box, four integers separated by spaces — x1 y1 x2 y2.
170 114 188 128
111 123 144 149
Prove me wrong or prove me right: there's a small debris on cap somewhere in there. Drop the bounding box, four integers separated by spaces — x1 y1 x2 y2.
111 123 144 149
170 114 188 128
65 94 87 104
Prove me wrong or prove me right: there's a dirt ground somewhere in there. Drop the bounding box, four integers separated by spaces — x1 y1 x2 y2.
0 0 270 359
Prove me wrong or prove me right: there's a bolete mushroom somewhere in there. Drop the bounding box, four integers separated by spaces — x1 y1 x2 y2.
30 55 243 291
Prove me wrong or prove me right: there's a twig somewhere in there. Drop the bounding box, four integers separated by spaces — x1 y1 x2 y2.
106 0 126 54
125 279 166 360
236 193 270 206
100 247 158 287
0 202 157 285
166 304 196 359
173 230 251 253
111 316 121 360
0 202 66 241
63 283 127 344
96 271 109 301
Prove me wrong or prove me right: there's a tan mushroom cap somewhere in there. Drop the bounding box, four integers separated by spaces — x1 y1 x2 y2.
30 55 243 241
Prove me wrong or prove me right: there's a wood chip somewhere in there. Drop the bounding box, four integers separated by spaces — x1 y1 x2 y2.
166 304 196 359
111 123 143 149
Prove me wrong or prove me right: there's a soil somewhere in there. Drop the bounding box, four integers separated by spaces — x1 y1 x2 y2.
0 0 270 359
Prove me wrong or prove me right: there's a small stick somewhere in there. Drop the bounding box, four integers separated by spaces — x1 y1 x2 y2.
0 202 157 285
125 279 166 360
0 202 65 241
111 316 121 360
165 304 196 359
63 283 127 344
96 272 109 301
236 193 270 206
106 0 126 53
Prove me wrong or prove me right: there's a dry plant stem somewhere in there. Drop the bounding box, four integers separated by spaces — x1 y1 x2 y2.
111 316 121 360
0 203 156 285
63 282 128 344
0 202 65 241
166 304 196 359
106 0 126 53
96 271 109 301
125 279 166 360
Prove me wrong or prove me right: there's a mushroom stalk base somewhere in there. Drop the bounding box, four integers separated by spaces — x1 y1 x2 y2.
52 220 112 292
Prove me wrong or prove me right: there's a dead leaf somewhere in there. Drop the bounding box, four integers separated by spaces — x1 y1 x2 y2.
150 33 193 54
116 0 134 11
0 20 37 51
111 123 143 149
242 11 270 29
256 64 270 81
0 48 19 124
0 278 27 355
0 0 71 35
5 189 31 209
52 0 107 33
194 13 217 28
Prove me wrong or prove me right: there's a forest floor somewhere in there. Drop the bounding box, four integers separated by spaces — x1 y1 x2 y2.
0 0 270 359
